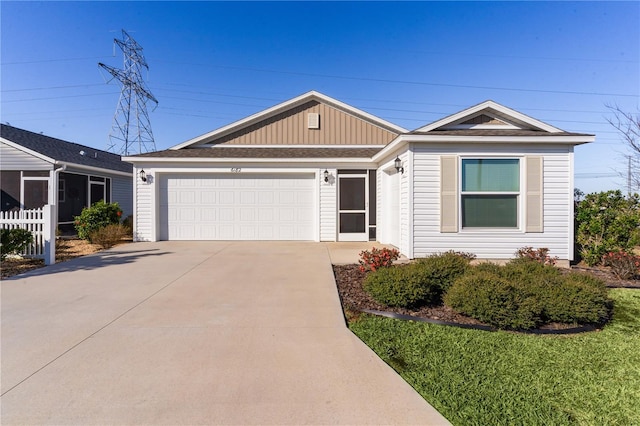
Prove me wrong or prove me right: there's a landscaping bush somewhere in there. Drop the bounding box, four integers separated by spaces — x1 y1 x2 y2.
602 250 640 279
0 228 33 260
515 246 558 265
358 247 400 272
414 250 474 292
444 263 613 330
575 190 640 266
74 201 123 241
121 214 134 234
444 271 543 330
363 263 440 308
89 224 129 249
541 273 612 324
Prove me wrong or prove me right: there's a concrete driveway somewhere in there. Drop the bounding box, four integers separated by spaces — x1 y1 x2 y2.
1 241 449 425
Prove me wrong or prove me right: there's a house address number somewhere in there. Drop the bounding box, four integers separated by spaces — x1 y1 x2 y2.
230 167 242 173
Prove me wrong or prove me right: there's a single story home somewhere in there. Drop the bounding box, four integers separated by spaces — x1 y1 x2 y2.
1 124 133 230
124 91 594 263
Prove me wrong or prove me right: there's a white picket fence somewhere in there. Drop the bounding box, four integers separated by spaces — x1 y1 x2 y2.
0 205 55 265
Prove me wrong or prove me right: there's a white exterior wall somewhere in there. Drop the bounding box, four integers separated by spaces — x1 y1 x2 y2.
399 151 411 257
412 144 575 260
134 167 154 241
132 164 350 243
319 168 337 241
0 142 52 170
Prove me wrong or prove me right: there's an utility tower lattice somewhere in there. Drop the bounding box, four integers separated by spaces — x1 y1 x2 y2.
99 30 158 155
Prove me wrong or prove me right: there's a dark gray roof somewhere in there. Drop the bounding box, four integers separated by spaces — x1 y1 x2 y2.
409 129 593 137
132 147 383 159
1 124 132 173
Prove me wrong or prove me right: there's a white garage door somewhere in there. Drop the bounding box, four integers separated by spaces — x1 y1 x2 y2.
159 173 315 241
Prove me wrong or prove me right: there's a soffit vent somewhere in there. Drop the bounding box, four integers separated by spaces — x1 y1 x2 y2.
308 113 320 129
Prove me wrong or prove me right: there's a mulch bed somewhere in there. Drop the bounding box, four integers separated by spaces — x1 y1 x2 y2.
332 263 640 332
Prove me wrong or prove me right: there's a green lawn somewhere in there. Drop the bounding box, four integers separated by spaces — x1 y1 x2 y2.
349 289 640 426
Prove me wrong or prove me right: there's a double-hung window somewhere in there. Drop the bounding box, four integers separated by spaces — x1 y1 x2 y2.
461 158 520 228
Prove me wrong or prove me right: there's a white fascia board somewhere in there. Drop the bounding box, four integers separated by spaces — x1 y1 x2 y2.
415 101 563 133
169 90 407 150
56 161 133 177
1 137 56 163
123 157 377 164
372 133 594 162
406 135 595 144
187 144 388 149
371 135 409 162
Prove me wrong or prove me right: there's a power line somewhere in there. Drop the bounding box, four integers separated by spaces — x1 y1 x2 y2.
156 60 640 98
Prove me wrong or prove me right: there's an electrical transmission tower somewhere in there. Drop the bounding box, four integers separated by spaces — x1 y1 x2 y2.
99 30 158 155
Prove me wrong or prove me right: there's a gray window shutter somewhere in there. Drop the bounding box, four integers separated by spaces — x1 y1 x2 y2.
525 156 543 233
441 156 458 232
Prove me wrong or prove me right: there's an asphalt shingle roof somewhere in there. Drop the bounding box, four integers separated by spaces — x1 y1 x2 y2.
132 147 383 159
1 124 132 173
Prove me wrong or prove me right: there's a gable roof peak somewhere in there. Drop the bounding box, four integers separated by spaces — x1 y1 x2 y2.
414 100 564 134
169 91 408 150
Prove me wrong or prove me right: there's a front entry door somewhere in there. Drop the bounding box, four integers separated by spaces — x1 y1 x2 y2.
338 173 368 241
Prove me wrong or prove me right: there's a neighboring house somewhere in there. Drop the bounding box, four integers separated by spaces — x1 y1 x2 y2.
124 91 594 263
1 124 133 230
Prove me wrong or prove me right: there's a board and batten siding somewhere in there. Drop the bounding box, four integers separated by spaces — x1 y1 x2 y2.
0 142 52 170
319 169 337 241
209 101 398 146
412 144 574 260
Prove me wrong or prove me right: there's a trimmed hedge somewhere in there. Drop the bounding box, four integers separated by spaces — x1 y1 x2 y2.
363 251 473 309
414 251 472 292
363 263 438 308
444 272 543 330
444 259 612 330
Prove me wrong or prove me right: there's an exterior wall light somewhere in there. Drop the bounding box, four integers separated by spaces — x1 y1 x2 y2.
394 157 404 174
139 169 147 182
323 169 329 183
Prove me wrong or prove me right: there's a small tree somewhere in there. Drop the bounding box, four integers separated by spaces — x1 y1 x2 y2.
74 201 123 241
606 105 640 191
575 190 640 265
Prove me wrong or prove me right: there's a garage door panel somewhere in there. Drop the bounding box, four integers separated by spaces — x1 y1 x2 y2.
160 173 315 241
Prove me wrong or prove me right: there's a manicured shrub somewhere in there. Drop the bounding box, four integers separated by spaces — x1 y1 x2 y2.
501 258 561 284
74 201 123 241
89 224 129 249
541 273 612 324
444 262 612 330
414 251 474 292
515 246 558 266
575 190 640 266
444 271 543 330
364 263 440 308
602 250 640 279
0 228 33 260
358 247 400 272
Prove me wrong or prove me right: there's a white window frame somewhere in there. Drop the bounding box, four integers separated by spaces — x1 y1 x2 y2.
459 157 523 231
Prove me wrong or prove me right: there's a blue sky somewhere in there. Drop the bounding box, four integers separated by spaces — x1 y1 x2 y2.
2 1 638 194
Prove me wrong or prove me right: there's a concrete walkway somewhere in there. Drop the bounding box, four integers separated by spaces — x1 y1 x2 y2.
1 241 449 425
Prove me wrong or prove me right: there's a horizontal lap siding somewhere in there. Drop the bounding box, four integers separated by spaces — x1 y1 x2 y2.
111 176 133 219
0 142 52 170
134 170 153 241
412 145 573 260
319 169 337 241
